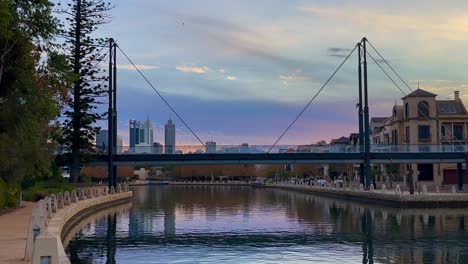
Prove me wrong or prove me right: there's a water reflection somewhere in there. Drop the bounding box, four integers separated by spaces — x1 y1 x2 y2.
66 186 468 264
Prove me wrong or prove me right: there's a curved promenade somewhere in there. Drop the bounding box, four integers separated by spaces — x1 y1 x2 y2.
25 185 132 264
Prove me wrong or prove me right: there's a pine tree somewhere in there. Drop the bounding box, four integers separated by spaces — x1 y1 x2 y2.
60 0 113 183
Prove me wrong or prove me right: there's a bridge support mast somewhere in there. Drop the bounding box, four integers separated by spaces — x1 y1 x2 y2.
357 42 365 185
362 37 371 189
107 38 114 190
112 42 118 188
458 162 464 191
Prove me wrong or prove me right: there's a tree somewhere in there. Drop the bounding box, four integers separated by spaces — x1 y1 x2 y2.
59 0 113 183
0 0 70 206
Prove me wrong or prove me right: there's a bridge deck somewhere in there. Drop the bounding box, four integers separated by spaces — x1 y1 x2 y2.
61 151 468 166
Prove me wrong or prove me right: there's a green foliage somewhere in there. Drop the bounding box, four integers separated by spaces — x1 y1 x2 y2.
23 180 74 202
0 0 71 208
79 173 92 183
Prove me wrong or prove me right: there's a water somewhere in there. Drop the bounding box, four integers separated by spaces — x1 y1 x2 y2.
66 185 468 263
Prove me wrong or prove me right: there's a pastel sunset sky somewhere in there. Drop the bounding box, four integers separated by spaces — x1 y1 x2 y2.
86 0 468 145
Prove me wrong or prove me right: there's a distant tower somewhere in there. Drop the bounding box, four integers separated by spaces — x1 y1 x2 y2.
205 141 216 153
96 130 108 149
129 120 141 149
130 117 154 153
165 118 176 154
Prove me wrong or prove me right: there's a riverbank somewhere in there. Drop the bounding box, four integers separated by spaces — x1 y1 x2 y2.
264 183 468 208
169 181 252 186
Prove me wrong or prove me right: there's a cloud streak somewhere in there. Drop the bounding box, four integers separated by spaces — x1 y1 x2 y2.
176 65 210 74
117 64 160 70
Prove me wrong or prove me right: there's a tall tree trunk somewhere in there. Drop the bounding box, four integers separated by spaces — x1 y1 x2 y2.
70 0 82 183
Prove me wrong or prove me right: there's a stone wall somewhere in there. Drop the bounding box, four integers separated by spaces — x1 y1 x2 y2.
25 184 132 264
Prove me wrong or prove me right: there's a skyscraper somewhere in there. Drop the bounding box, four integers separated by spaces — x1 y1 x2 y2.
129 116 154 153
96 130 108 149
205 141 216 153
165 118 175 154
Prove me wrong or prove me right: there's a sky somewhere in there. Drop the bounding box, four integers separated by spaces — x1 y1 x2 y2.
82 0 468 145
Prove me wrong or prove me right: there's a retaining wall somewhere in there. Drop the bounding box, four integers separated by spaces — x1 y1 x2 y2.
25 185 132 264
264 183 468 208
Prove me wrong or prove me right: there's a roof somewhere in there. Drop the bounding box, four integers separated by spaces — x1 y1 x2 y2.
349 133 359 139
402 88 437 99
436 100 467 115
330 136 351 145
370 117 389 123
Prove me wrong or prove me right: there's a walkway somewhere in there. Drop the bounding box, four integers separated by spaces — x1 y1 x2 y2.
0 202 34 264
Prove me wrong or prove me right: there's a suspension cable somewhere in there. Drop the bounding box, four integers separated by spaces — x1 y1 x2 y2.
116 45 206 147
267 45 358 153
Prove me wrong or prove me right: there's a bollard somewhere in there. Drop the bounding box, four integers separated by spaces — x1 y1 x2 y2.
50 195 57 213
64 191 70 206
422 185 428 194
370 184 375 192
110 186 115 194
57 193 64 209
435 186 440 193
381 184 386 192
71 190 77 203
45 197 53 219
395 185 401 195
117 185 122 193
359 184 364 191
77 189 82 200
452 186 457 193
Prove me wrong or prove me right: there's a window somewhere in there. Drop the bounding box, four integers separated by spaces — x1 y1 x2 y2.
418 164 434 181
441 125 446 138
393 130 398 145
405 126 410 143
454 125 464 140
418 125 431 140
405 103 409 118
418 101 429 117
40 256 52 264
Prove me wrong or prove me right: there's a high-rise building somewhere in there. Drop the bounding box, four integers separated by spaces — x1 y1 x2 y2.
165 118 176 154
205 141 216 153
129 120 141 148
96 130 123 152
129 116 154 153
96 130 108 149
153 142 163 154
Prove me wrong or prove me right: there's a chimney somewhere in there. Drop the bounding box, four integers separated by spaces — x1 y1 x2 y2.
455 91 460 100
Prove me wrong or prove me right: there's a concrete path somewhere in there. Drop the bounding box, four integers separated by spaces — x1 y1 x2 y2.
0 202 34 264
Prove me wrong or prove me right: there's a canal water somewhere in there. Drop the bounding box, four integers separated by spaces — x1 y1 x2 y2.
66 185 468 263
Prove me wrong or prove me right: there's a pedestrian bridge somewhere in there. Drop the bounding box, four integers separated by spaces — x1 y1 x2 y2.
58 144 468 166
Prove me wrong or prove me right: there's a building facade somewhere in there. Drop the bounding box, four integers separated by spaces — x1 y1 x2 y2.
205 141 216 153
372 89 468 187
129 117 154 153
165 118 176 154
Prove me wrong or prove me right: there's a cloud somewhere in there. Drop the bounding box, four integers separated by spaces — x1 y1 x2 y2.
280 75 307 82
226 76 237 81
117 64 160 70
299 5 468 43
327 47 351 58
176 65 210 74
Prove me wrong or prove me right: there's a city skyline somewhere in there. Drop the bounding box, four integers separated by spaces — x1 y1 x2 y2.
96 0 468 145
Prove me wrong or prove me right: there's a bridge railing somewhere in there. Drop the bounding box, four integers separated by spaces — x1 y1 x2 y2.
110 145 363 154
59 144 468 156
